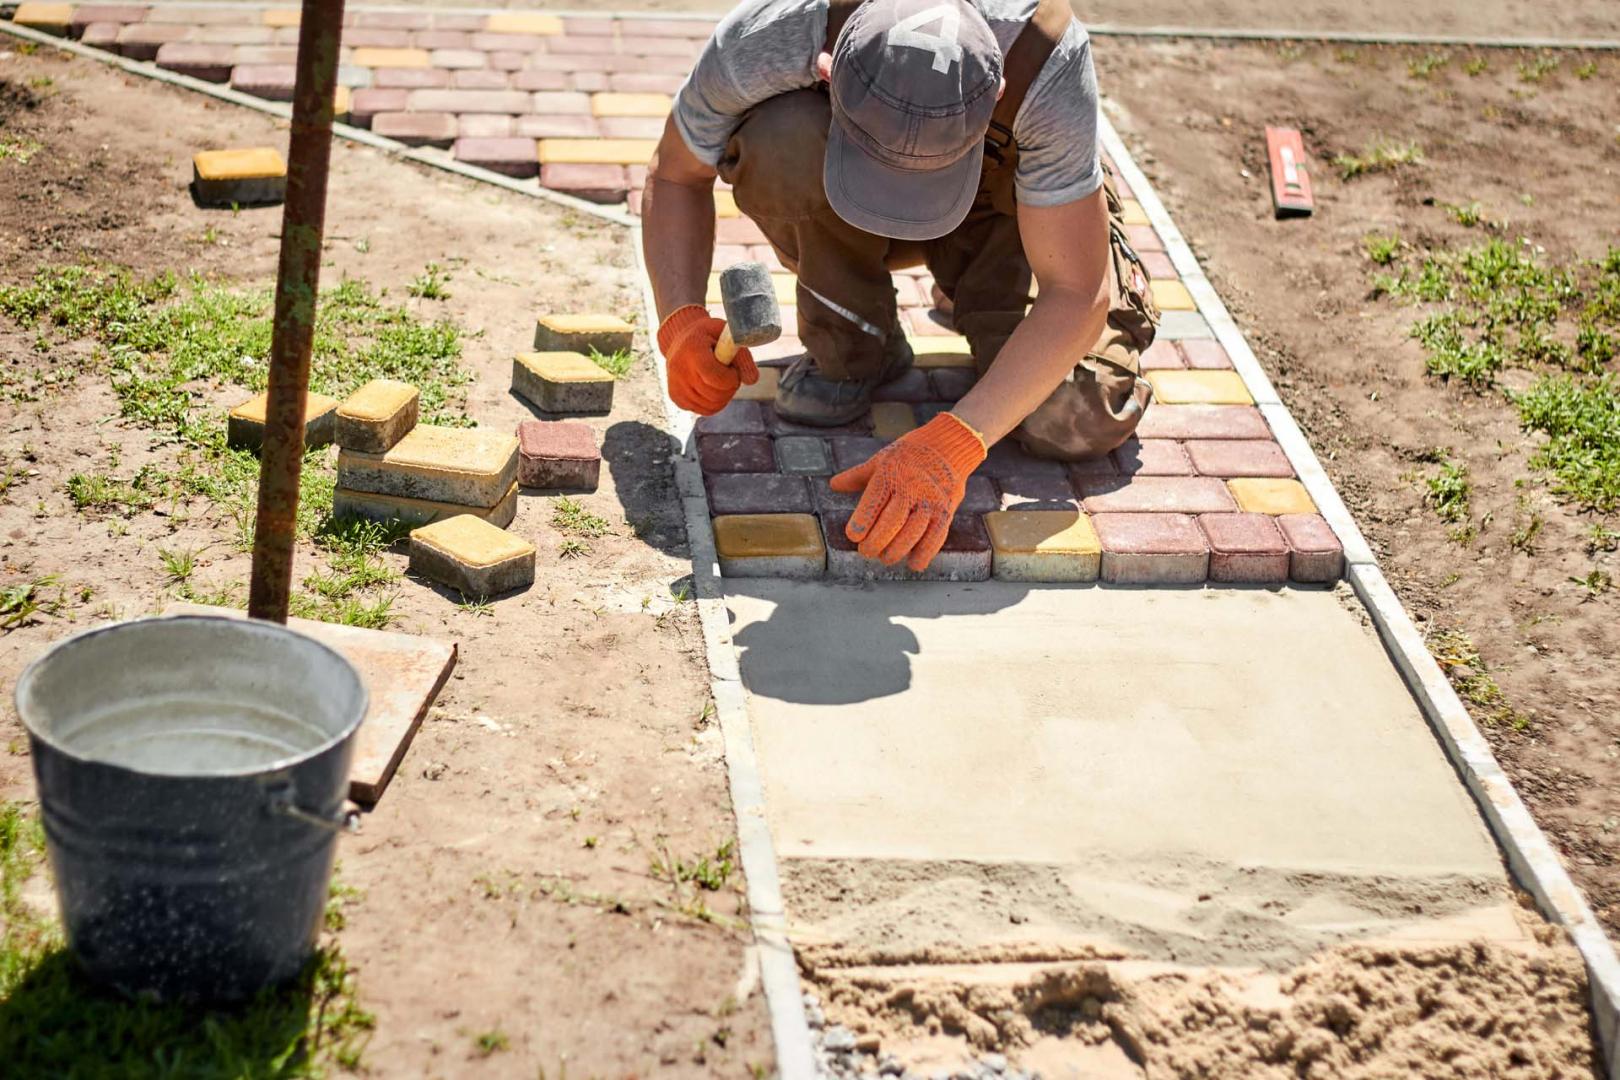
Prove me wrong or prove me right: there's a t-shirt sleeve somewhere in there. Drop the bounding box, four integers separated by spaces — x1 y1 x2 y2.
1011 24 1103 208
672 0 824 167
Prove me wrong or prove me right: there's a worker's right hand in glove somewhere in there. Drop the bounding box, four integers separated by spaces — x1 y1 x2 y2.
658 304 759 416
829 412 988 571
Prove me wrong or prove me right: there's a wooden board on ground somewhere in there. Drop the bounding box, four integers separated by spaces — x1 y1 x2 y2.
163 603 455 804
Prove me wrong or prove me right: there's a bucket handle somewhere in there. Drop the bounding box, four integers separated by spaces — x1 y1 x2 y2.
265 783 361 835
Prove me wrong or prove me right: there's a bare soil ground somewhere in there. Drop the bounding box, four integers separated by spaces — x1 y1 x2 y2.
1095 39 1620 937
0 43 771 1078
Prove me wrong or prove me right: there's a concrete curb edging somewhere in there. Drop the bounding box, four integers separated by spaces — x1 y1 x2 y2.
1099 114 1620 1077
0 19 638 230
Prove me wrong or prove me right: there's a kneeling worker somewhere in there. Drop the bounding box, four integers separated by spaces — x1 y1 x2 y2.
643 0 1159 571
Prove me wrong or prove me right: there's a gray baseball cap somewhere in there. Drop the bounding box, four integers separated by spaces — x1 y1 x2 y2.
826 0 1003 241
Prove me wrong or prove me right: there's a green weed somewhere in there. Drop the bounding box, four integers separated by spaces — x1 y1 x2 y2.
407 263 451 300
1444 201 1484 228
588 347 636 379
1333 139 1424 180
1423 457 1473 538
1464 57 1489 76
1517 55 1559 83
1363 233 1402 266
1515 374 1620 513
0 138 42 165
551 496 610 539
1570 568 1612 599
65 468 165 517
1428 627 1526 729
0 574 64 631
1575 60 1599 80
474 1030 510 1057
1408 51 1450 79
651 840 737 893
158 546 197 584
558 538 589 560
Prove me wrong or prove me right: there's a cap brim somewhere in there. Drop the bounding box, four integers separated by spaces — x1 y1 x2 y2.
824 121 981 242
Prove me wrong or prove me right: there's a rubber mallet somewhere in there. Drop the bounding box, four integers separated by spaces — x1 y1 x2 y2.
715 261 783 365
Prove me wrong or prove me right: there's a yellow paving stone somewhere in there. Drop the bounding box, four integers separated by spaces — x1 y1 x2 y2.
226 390 339 451
336 378 419 453
707 271 795 306
338 425 519 508
262 8 300 28
713 514 826 578
537 139 658 166
333 85 351 120
985 510 1101 582
12 3 71 34
908 334 976 368
192 147 287 207
870 402 917 441
334 482 519 529
714 190 740 219
1121 199 1150 226
590 92 673 118
1150 279 1197 311
1146 369 1254 405
512 351 615 414
533 313 635 354
350 47 432 69
485 12 564 35
735 365 780 401
1228 477 1317 516
410 514 535 597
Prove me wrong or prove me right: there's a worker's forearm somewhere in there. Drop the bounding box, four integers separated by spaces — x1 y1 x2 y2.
951 289 1109 446
641 178 717 322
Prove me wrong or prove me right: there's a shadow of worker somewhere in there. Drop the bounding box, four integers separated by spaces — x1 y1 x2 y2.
600 419 689 559
725 576 1032 707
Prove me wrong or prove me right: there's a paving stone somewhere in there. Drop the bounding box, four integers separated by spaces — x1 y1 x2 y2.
486 51 531 73
484 12 565 35
1139 339 1184 370
193 26 274 46
914 402 952 425
1150 280 1197 312
71 5 147 35
533 313 634 356
571 70 611 92
985 509 1101 582
515 419 600 491
997 472 1080 511
707 472 812 515
410 88 531 113
1180 339 1234 370
410 29 471 49
537 138 657 165
410 514 535 597
80 21 121 48
1063 455 1118 487
1141 251 1178 279
341 28 414 48
870 402 917 441
146 7 252 26
451 69 510 90
334 482 518 528
261 8 299 29
457 114 514 138
686 403 759 440
775 436 831 477
872 368 934 404
511 68 570 91
430 14 486 32
1158 311 1216 340
453 137 540 178
371 112 458 148
156 43 236 82
511 351 614 415
829 436 885 473
697 434 775 474
1199 513 1290 584
609 72 685 94
598 116 667 140
591 91 672 117
192 147 287 207
1093 512 1209 585
470 31 550 52
348 87 410 125
1124 224 1163 252
12 3 72 35
1229 477 1317 516
336 379 419 453
1120 198 1150 226
1135 404 1271 441
1278 513 1345 583
1147 370 1254 406
959 474 999 514
822 512 991 582
979 440 1067 482
352 11 432 30
226 390 338 451
230 64 298 100
336 64 374 89
351 46 431 68
1079 475 1236 515
1184 439 1293 478
338 426 518 508
372 67 450 89
926 367 978 402
810 478 861 517
735 366 780 402
909 335 976 368
540 162 629 203
1113 438 1193 477
714 514 826 579
115 23 187 61
234 45 299 66
531 90 592 114
765 409 872 439
563 16 618 35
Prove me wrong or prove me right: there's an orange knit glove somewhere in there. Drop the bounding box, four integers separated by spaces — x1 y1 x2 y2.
658 304 759 416
829 413 988 571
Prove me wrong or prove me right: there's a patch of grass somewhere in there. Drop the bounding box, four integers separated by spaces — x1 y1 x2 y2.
551 496 610 539
1363 233 1402 266
557 538 589 560
1517 55 1559 83
1515 374 1620 513
651 840 737 893
407 262 451 300
1333 139 1424 181
456 594 494 617
0 801 375 1076
290 517 408 629
1509 499 1544 554
1574 60 1598 80
1423 456 1473 539
1570 568 1612 600
588 346 636 379
1588 523 1620 553
473 1029 510 1057
1464 57 1489 76
1427 628 1526 729
0 574 65 631
65 467 165 517
0 137 42 165
1444 201 1484 228
1407 51 1450 79
158 546 197 584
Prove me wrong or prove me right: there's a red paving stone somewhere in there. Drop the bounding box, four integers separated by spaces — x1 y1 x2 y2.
372 112 458 147
707 473 813 516
1180 339 1234 370
541 163 630 202
452 137 539 177
1093 513 1210 585
1078 475 1235 515
1184 439 1295 478
1113 438 1193 477
515 419 600 491
697 434 775 475
1278 513 1346 583
823 513 992 582
1199 513 1291 584
1139 339 1184 370
1136 405 1273 441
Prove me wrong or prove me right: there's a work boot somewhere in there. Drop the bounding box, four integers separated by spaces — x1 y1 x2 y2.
774 330 914 427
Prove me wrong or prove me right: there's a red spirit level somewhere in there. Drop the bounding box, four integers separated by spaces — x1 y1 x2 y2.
1266 126 1315 219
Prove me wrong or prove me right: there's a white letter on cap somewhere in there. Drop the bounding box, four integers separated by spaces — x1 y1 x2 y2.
887 4 963 74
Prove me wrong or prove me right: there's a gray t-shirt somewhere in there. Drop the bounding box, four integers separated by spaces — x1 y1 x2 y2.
674 0 1102 209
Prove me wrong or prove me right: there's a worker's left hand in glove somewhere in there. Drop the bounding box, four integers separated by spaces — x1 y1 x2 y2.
658 304 759 416
828 412 988 571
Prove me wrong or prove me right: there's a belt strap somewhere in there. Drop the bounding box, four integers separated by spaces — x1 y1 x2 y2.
986 0 1070 161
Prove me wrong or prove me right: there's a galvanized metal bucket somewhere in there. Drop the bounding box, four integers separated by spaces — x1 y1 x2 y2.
14 614 368 1002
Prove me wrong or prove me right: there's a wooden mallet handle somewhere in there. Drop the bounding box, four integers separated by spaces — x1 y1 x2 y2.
715 324 740 367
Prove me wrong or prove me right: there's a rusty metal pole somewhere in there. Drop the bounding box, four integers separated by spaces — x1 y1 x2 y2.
248 0 346 623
